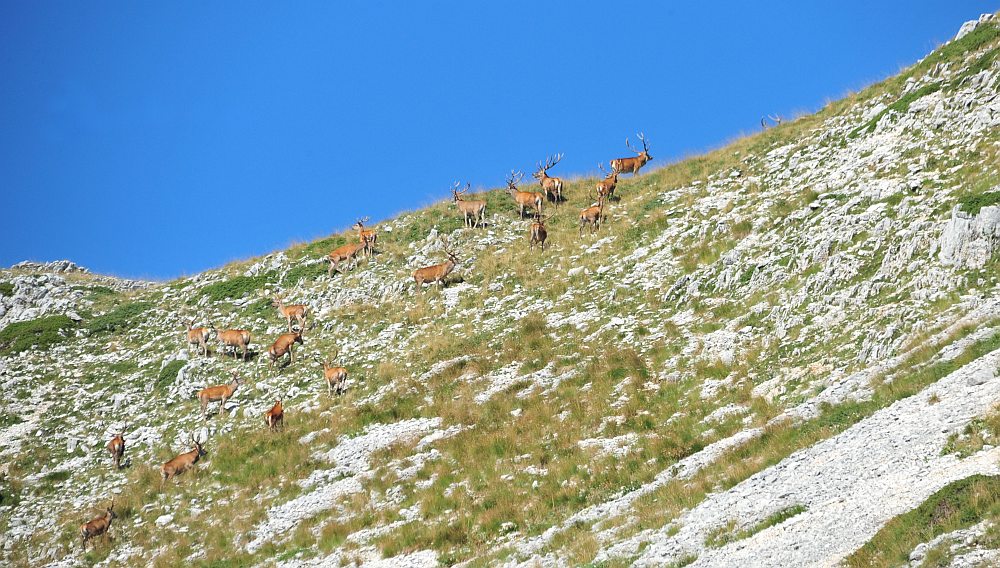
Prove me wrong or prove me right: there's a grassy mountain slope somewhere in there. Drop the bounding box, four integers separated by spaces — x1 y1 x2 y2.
2 13 1000 567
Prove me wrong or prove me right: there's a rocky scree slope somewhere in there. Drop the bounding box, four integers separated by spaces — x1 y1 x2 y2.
2 14 1000 568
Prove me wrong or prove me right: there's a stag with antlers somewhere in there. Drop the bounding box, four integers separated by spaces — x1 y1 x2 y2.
579 191 606 236
610 132 653 176
506 170 543 218
451 182 487 228
80 500 117 551
533 153 565 204
413 239 460 290
596 163 619 201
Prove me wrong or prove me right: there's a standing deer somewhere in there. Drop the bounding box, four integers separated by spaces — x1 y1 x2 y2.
610 132 652 176
268 331 304 369
106 427 126 470
596 163 619 201
452 182 487 228
197 372 244 419
264 399 284 431
186 320 212 357
529 214 549 251
318 353 348 396
272 295 307 333
506 170 543 218
327 241 366 276
80 500 116 551
161 435 206 481
533 153 565 204
579 192 606 236
214 325 251 361
355 217 377 257
413 241 460 290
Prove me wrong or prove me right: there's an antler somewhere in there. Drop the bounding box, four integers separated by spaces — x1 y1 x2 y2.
598 162 609 175
636 132 649 152
506 170 524 188
626 137 639 153
539 153 563 172
355 216 370 227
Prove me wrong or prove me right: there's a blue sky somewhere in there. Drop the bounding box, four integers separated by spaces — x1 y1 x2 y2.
0 1 994 280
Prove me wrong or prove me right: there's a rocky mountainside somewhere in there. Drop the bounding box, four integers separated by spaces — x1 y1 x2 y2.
2 13 1000 568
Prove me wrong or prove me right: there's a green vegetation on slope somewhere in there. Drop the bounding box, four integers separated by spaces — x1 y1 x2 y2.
0 315 77 355
87 301 154 335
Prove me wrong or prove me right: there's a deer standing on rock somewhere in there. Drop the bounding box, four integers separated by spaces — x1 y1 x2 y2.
533 154 565 204
186 321 212 357
318 353 348 396
506 170 543 218
268 331 304 369
80 500 116 551
452 182 487 228
272 295 307 333
198 372 243 419
107 427 126 470
264 399 284 431
413 241 460 290
161 435 205 481
610 132 652 176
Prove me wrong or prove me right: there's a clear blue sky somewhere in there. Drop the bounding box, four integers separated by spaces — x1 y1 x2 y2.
0 1 994 280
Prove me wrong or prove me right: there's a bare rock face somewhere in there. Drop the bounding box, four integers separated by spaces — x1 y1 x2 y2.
955 13 996 40
938 204 1000 269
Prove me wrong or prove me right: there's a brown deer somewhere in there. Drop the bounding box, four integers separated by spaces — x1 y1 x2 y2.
596 163 619 201
610 132 652 176
80 500 116 551
579 192 606 236
106 427 126 470
268 331 304 369
533 153 565 204
452 182 487 228
318 353 348 396
327 241 366 276
355 217 377 257
161 435 206 481
264 399 284 431
197 372 244 419
529 214 549 251
214 325 251 361
186 320 212 357
506 170 543 218
272 295 307 333
413 241 460 290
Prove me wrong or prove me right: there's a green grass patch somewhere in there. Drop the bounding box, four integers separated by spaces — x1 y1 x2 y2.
282 262 328 286
958 191 1000 215
0 282 13 296
0 314 77 355
87 301 154 334
942 408 1000 458
845 475 1000 568
705 505 807 548
199 272 275 302
157 359 186 392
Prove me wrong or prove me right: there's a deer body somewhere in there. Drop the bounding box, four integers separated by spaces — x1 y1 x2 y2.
198 374 243 419
355 217 377 257
264 400 284 431
579 195 606 236
413 245 459 289
268 331 303 369
80 501 116 550
506 170 543 218
321 358 348 396
596 163 619 201
452 182 487 228
610 133 652 176
327 242 366 275
533 154 565 204
106 431 125 470
272 296 307 333
186 321 212 357
161 437 205 480
529 216 548 251
215 327 251 361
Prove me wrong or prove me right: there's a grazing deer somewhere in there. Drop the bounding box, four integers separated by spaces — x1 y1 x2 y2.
318 353 348 396
761 114 783 129
529 214 549 251
272 295 307 333
161 435 205 481
186 320 212 357
610 133 652 176
596 163 619 201
264 399 284 431
506 170 543 218
355 217 377 257
413 241 460 290
327 241 366 276
80 500 116 551
268 331 304 369
198 372 244 419
533 153 565 204
452 182 487 228
106 427 126 470
214 325 251 361
579 192 606 236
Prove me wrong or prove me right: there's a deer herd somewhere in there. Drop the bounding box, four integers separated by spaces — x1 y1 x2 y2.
81 133 652 551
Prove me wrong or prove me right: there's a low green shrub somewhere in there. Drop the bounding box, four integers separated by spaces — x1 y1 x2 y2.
0 315 77 355
87 301 153 335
